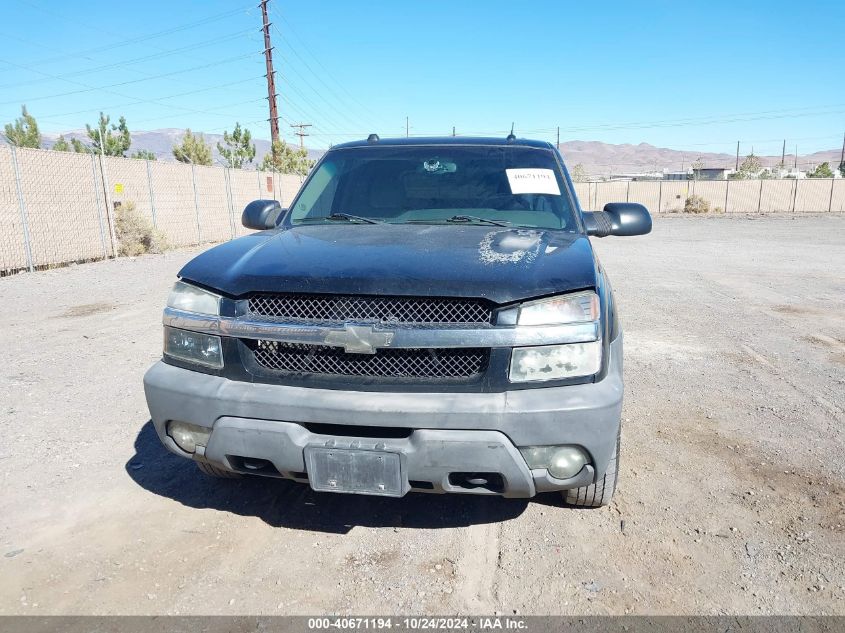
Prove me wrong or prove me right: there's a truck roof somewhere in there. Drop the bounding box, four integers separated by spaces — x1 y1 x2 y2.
330 136 556 150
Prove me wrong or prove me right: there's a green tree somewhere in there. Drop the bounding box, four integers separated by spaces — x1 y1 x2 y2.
691 158 704 179
729 153 764 179
570 163 588 183
132 149 157 160
70 138 92 153
839 161 845 178
172 129 212 166
806 162 834 178
217 122 255 169
260 139 314 175
3 105 41 148
51 135 71 152
76 112 131 156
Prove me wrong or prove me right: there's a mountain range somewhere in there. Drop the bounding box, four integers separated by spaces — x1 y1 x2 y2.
30 129 844 176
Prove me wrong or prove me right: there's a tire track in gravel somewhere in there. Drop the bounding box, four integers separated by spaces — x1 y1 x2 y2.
455 520 503 612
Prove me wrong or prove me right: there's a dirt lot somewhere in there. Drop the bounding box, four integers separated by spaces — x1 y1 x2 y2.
1 215 843 615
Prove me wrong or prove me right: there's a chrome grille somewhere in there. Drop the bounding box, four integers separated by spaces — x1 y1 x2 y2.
247 293 493 325
249 341 488 379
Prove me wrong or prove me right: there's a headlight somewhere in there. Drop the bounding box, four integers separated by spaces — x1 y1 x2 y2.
509 341 601 382
164 326 223 368
167 280 221 316
518 291 598 326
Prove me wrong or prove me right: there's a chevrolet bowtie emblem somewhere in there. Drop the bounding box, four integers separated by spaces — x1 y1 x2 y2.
324 324 394 354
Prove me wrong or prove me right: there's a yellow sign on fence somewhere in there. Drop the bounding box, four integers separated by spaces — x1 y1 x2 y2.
114 183 124 194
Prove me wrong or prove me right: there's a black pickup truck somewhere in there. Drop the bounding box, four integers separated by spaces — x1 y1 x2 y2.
143 136 650 507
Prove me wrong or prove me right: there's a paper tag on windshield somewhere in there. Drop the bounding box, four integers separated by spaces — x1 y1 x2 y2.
506 168 560 195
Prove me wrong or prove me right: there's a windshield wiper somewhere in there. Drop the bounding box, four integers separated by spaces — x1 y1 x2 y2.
445 215 511 227
299 213 383 224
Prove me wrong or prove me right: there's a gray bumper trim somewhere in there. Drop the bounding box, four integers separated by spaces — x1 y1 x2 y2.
144 335 623 498
163 307 600 350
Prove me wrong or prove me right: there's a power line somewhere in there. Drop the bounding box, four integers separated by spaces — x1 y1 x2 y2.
269 28 372 132
274 69 357 133
271 7 376 120
1 2 254 73
0 53 259 106
269 9 379 130
29 76 266 125
271 46 371 132
0 28 256 90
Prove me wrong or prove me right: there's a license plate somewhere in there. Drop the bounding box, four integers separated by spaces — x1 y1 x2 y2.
304 447 404 497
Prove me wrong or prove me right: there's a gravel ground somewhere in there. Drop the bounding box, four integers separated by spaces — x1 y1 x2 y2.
0 215 843 615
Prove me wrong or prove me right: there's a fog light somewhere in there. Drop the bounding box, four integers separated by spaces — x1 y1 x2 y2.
520 445 588 479
548 446 588 479
166 421 211 454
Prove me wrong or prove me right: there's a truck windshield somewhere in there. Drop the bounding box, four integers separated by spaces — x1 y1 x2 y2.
287 145 577 230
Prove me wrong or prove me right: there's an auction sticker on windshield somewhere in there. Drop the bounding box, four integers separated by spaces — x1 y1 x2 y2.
505 168 560 195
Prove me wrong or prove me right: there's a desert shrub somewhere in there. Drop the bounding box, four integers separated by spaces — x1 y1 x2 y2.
684 194 710 214
114 201 168 256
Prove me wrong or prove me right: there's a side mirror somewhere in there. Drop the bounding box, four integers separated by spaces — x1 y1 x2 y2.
583 202 652 238
242 199 285 230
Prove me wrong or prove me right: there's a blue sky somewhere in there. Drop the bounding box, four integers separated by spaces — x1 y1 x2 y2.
1 0 843 155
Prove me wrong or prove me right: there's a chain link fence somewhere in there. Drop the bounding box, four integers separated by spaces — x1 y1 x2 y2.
0 145 304 275
2 146 844 276
574 178 845 214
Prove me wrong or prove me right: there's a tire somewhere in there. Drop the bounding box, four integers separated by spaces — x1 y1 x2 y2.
562 428 620 508
195 461 241 479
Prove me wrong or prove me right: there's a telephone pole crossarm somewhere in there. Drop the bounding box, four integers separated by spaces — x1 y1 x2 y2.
290 123 312 149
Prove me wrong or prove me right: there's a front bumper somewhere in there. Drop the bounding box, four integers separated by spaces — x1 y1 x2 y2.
143 335 623 498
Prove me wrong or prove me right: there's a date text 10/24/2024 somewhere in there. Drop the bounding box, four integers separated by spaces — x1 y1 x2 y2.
307 617 528 631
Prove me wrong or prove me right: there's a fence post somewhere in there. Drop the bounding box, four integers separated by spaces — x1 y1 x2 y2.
146 159 157 227
792 178 799 213
190 162 201 244
657 181 662 213
626 180 630 202
724 178 730 214
10 146 35 272
224 167 236 239
829 178 835 213
89 153 108 259
98 154 118 257
256 169 262 199
758 178 764 214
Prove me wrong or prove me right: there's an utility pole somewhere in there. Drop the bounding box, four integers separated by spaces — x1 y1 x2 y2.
452 126 456 137
839 131 845 169
556 126 560 149
405 116 409 138
794 145 798 170
781 139 786 168
260 0 280 154
290 123 312 149
735 141 740 170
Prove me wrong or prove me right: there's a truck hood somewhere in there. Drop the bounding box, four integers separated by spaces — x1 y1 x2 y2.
179 224 597 305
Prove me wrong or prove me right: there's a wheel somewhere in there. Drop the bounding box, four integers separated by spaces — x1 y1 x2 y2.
562 428 620 508
195 461 241 479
